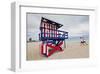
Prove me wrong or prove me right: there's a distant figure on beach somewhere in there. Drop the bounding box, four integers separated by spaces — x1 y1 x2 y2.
80 37 88 46
29 38 32 42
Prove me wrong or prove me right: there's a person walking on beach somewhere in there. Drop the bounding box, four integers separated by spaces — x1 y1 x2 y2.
80 37 88 46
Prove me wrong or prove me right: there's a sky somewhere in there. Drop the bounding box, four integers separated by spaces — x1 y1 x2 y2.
26 13 89 41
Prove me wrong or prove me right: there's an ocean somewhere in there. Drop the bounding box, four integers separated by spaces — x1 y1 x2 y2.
66 36 89 43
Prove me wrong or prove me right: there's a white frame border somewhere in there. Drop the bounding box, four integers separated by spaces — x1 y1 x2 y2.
11 1 97 72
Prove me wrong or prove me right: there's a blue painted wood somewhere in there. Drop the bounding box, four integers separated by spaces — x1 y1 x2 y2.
39 31 68 41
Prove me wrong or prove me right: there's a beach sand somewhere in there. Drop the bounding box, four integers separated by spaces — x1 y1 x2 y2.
26 41 89 60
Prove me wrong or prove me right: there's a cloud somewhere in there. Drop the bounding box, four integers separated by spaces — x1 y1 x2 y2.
59 23 89 37
26 13 89 40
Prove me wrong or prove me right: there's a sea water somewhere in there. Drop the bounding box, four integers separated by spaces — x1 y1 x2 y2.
66 36 89 44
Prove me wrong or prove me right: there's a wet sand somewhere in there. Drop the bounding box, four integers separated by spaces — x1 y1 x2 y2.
26 41 89 60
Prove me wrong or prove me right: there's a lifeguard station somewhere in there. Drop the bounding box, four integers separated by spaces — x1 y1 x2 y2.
39 17 68 57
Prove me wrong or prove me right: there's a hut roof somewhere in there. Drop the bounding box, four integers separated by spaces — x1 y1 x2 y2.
41 17 63 29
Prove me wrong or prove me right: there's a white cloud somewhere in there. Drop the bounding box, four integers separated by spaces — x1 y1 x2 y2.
61 23 89 37
26 13 89 40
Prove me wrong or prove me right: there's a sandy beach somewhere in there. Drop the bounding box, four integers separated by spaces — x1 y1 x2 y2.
26 41 89 60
